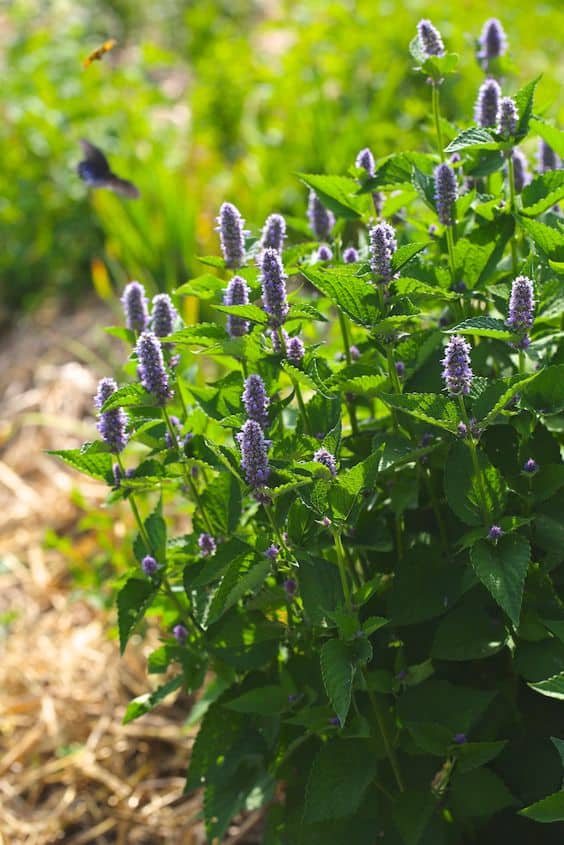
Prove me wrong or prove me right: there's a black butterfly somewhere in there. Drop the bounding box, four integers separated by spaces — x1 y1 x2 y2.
77 139 140 199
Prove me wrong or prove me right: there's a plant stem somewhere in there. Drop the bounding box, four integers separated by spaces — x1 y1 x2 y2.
432 83 445 161
163 406 214 535
424 467 449 555
294 381 311 436
507 153 519 275
116 453 151 551
264 504 287 551
362 670 405 793
457 395 489 526
332 529 351 609
338 310 359 436
518 349 526 376
445 225 457 286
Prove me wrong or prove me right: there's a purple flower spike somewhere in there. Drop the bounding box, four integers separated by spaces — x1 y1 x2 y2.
369 221 397 284
497 97 518 139
453 732 467 745
173 624 188 645
349 345 361 361
512 150 531 193
307 190 335 241
474 78 501 129
286 335 305 366
136 331 171 405
478 19 507 67
417 19 445 57
198 533 216 557
434 163 457 226
142 555 159 576
343 247 358 264
94 377 128 453
441 335 473 396
507 276 535 341
122 281 149 333
223 275 251 338
537 140 561 173
238 419 271 488
265 544 280 560
260 213 287 252
314 447 337 477
216 202 246 268
523 458 538 474
395 361 405 377
259 247 289 327
242 374 270 429
284 578 297 596
356 147 375 176
269 327 289 354
151 293 177 338
316 244 333 262
488 525 503 541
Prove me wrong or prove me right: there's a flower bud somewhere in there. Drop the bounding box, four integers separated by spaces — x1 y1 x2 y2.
497 97 518 139
223 275 251 337
136 331 171 405
121 281 149 333
343 247 358 264
474 78 501 129
242 374 270 429
216 202 246 268
238 419 271 488
94 377 128 453
259 248 289 327
441 335 473 396
434 163 457 226
369 222 397 284
286 335 305 366
260 213 286 252
314 447 337 477
307 190 335 241
151 293 177 338
417 19 445 57
198 533 216 557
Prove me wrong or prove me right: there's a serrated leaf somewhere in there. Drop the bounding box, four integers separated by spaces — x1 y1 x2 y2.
304 739 377 822
224 685 289 715
49 446 113 482
448 316 513 341
528 673 564 700
470 535 530 625
445 128 499 153
456 740 508 773
175 273 228 299
514 75 542 140
102 383 153 411
397 679 495 733
391 242 428 272
298 173 364 218
301 267 381 327
529 119 564 158
393 276 456 301
280 359 320 392
320 639 354 725
450 768 515 818
123 675 183 724
521 171 564 216
519 791 564 822
445 440 506 526
378 392 460 433
521 364 564 415
361 152 435 191
518 217 564 257
117 578 157 654
166 323 228 347
212 303 268 324
196 472 242 537
432 596 508 660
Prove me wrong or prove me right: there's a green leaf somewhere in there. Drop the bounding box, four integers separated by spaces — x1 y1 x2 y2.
529 119 564 158
470 535 531 625
419 52 459 83
528 673 564 700
521 171 564 216
521 364 564 415
101 383 153 411
519 791 564 823
212 303 268 324
123 675 183 724
175 273 228 299
398 679 495 734
445 128 499 153
49 446 112 482
514 75 542 140
393 277 456 301
207 556 270 624
432 595 508 660
412 166 436 212
391 242 428 272
301 267 380 327
361 152 435 191
445 440 506 526
166 323 228 346
379 392 459 433
197 472 242 537
518 217 564 258
320 639 354 725
448 316 513 341
450 768 515 818
304 739 377 822
456 741 508 773
224 685 289 715
473 373 538 426
298 174 364 218
117 578 157 654
298 554 343 625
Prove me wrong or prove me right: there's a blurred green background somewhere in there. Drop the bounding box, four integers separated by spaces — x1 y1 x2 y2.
2 0 562 318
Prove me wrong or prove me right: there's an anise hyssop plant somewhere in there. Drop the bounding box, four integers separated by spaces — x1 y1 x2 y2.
54 16 564 845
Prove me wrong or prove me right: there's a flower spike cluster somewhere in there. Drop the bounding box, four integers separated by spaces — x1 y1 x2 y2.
474 79 501 129
216 202 246 268
223 275 251 337
122 281 149 333
434 163 457 226
478 18 507 69
259 247 289 327
307 190 335 241
417 19 445 57
343 247 358 264
242 374 270 429
94 377 128 453
441 335 473 396
314 448 337 477
355 148 375 176
151 293 177 338
537 140 560 173
238 419 271 490
369 222 397 284
507 275 535 348
511 150 530 193
286 335 305 366
260 213 286 252
497 97 518 139
136 331 171 404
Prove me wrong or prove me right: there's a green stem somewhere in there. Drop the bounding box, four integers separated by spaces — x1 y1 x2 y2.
386 347 402 395
445 225 457 287
507 153 519 275
163 406 214 535
518 349 526 376
294 381 311 436
338 311 359 436
176 379 190 420
264 504 287 552
425 467 449 556
116 454 151 551
362 671 405 793
457 396 489 526
332 529 352 609
432 83 445 161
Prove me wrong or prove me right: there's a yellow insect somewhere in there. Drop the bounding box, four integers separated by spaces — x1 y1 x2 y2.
83 39 117 68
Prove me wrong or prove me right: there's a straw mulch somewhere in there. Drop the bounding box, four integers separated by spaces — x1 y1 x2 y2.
0 303 263 844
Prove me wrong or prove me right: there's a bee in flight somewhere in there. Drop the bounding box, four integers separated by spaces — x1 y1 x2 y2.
83 39 117 68
77 140 140 199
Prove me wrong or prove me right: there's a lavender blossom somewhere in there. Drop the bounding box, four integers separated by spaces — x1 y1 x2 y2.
349 345 361 361
259 247 289 327
242 374 270 429
94 377 128 453
343 247 358 264
198 533 217 557
523 458 539 474
238 419 271 488
151 293 177 338
497 97 518 139
441 335 473 396
286 335 305 366
142 555 159 576
488 525 503 541
307 190 335 241
434 163 457 226
452 733 468 745
369 221 397 284
216 202 246 268
284 578 297 596
260 213 287 252
478 19 507 67
173 624 188 645
316 244 333 262
356 147 375 176
223 275 251 338
417 19 445 57
512 150 531 193
265 544 280 560
121 281 149 333
136 331 171 404
269 327 289 354
474 78 501 128
537 139 561 173
507 276 535 341
314 448 337 477
395 361 405 377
